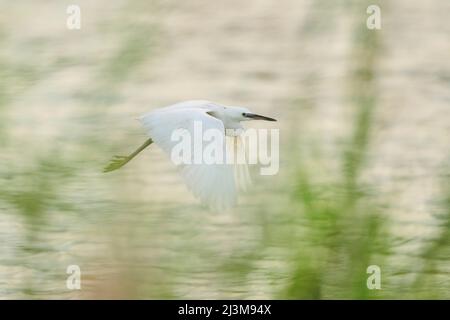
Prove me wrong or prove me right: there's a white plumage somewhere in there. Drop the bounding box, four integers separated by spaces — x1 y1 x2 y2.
105 100 276 210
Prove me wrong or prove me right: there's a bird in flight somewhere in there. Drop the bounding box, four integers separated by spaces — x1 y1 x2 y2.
104 100 276 210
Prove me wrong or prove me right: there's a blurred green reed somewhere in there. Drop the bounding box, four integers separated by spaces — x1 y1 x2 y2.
280 6 388 298
2 155 73 224
277 1 449 299
411 173 450 299
0 0 448 299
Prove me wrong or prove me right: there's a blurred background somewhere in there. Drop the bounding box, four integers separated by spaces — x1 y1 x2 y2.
0 0 449 299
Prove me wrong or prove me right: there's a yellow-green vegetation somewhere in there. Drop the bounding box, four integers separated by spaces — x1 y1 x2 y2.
0 0 448 299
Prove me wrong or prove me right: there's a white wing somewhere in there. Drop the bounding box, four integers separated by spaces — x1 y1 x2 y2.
139 107 237 210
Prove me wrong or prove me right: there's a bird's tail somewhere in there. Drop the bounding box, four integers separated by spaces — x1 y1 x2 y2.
103 138 153 173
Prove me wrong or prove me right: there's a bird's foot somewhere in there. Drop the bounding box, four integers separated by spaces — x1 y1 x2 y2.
103 155 129 173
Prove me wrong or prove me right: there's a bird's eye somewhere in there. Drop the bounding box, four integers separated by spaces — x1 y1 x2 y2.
242 113 246 116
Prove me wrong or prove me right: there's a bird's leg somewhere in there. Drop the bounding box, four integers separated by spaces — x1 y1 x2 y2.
103 138 153 172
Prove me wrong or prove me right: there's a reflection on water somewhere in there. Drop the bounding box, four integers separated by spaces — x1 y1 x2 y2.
0 0 449 299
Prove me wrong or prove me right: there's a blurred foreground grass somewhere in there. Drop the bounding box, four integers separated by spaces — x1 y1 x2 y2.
277 1 449 298
0 0 448 299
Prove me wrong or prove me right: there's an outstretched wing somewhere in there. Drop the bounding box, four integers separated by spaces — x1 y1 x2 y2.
139 108 237 210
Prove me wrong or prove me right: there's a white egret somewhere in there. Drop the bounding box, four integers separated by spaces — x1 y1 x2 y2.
104 100 276 209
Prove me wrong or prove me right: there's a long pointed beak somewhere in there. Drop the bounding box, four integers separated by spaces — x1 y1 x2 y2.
244 113 277 121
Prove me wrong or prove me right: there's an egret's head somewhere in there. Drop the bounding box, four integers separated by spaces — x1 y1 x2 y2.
225 106 277 122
